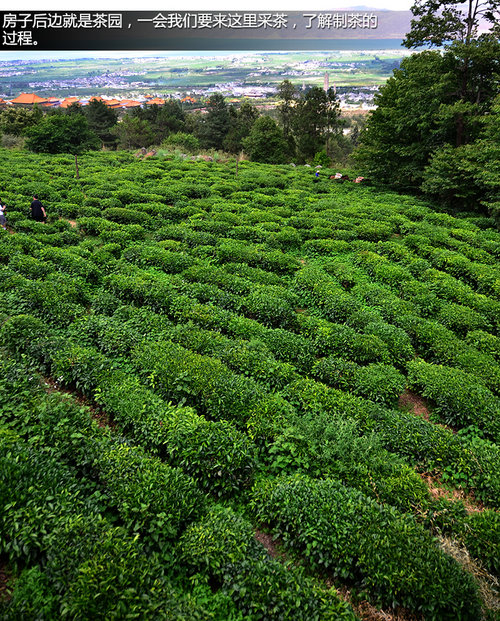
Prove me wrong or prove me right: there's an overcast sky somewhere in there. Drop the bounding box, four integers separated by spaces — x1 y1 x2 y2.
11 1 414 11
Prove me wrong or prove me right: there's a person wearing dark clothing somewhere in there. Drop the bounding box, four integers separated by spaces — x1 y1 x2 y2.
0 200 6 230
30 195 47 222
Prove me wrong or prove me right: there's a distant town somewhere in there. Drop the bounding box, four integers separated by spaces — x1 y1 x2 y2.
0 51 410 110
0 81 379 114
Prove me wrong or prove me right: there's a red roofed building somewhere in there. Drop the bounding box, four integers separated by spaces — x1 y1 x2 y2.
146 97 165 106
9 92 49 106
60 97 81 108
119 100 142 109
103 99 122 108
41 97 61 108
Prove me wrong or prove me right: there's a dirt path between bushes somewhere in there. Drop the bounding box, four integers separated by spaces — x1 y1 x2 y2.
255 530 422 621
398 389 485 513
0 560 11 601
398 389 430 421
42 376 116 430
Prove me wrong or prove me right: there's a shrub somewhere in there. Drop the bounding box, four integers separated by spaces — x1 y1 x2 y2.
99 374 256 498
465 329 500 360
437 302 491 336
96 442 206 545
364 321 415 367
242 287 299 330
268 412 430 512
9 254 51 279
460 510 500 576
397 314 500 393
312 356 405 406
179 506 356 621
163 132 200 153
103 207 153 226
133 340 267 426
2 566 58 620
123 244 192 273
77 217 119 236
407 360 500 441
251 476 481 620
50 344 112 396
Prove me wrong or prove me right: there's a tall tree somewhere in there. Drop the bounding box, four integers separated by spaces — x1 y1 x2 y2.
223 102 260 154
404 0 500 147
242 116 288 164
24 114 99 178
0 106 42 137
293 86 341 162
404 0 500 48
131 101 185 143
356 29 500 190
197 94 230 150
276 80 298 141
111 115 154 150
355 51 459 190
421 94 500 224
276 79 299 156
84 99 119 148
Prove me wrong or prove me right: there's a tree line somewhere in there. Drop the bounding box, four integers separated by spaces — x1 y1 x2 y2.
0 85 358 167
0 0 498 224
355 0 500 224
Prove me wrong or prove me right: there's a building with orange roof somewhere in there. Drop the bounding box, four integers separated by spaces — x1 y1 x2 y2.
103 99 122 108
146 97 165 106
0 98 7 109
41 97 61 108
60 97 81 108
119 100 142 109
9 92 49 106
181 96 196 104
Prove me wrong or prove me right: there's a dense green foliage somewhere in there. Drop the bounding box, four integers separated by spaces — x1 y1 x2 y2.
25 114 100 155
356 0 500 224
0 149 498 619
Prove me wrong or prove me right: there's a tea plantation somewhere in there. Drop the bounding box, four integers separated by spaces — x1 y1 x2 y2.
0 149 498 620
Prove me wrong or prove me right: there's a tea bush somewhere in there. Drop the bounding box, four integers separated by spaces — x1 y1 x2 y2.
2 150 499 617
312 356 405 406
99 373 256 498
407 360 500 440
251 476 481 620
179 505 357 621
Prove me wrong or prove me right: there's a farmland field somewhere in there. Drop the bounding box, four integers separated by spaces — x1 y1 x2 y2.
0 51 406 99
0 149 499 619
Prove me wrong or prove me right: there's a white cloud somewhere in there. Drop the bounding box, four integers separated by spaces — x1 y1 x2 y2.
13 1 413 11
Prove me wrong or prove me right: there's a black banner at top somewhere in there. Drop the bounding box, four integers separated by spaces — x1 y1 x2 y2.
0 10 411 50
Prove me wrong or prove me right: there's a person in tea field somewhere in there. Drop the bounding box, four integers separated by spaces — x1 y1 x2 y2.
30 195 47 222
0 200 6 230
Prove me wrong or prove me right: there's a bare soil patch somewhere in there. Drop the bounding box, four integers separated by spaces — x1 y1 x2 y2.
420 472 485 514
42 376 116 430
335 585 422 621
398 389 430 421
0 559 12 602
254 529 289 562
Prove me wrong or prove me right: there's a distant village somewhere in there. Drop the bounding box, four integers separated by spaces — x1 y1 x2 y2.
0 65 378 111
0 92 194 111
0 77 378 113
